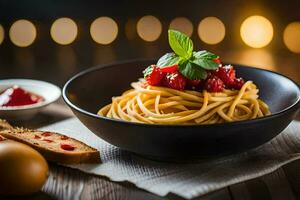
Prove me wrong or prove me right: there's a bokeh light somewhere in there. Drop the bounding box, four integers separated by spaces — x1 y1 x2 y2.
137 15 162 42
283 22 300 53
169 17 193 36
50 18 78 45
198 17 225 45
9 19 36 47
0 24 4 45
90 17 118 45
240 16 273 48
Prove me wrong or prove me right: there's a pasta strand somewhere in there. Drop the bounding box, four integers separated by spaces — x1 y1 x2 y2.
98 80 271 124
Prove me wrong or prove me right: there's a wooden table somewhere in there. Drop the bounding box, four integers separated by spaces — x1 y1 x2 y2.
1 102 300 200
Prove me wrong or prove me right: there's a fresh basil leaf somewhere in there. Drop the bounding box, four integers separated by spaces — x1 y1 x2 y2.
179 61 207 80
157 53 180 67
192 50 219 70
168 30 193 59
191 58 219 70
193 50 219 60
143 65 153 78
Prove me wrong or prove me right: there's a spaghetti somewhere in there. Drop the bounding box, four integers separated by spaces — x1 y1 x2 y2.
98 79 271 125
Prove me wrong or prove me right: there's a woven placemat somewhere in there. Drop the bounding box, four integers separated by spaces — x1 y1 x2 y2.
41 118 300 199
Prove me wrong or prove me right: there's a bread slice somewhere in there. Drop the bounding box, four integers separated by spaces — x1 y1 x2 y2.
0 119 14 131
0 134 6 141
0 128 101 164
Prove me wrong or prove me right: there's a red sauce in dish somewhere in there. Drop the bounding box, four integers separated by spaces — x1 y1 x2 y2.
0 86 44 107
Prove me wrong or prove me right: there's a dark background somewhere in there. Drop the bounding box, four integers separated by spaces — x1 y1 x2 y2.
0 0 299 86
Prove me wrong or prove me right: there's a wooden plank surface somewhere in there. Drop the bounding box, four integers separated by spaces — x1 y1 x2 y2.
261 168 295 200
1 104 300 200
42 164 233 200
38 162 299 200
283 160 300 200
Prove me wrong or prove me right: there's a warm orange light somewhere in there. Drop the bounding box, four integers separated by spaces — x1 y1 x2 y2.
198 17 225 45
232 49 275 70
137 15 162 42
169 17 193 37
240 16 273 48
50 18 78 45
90 17 118 45
0 24 4 45
9 19 36 47
283 22 300 53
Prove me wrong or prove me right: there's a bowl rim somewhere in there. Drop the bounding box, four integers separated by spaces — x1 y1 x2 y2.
62 59 300 127
0 78 61 111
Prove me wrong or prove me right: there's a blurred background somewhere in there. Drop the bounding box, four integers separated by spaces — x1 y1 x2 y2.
0 0 299 86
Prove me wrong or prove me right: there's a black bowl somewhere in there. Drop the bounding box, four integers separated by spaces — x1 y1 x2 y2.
63 60 300 159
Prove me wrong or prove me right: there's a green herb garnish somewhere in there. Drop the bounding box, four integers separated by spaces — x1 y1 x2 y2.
145 30 220 80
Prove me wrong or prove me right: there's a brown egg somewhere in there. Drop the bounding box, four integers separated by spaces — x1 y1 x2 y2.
0 139 49 196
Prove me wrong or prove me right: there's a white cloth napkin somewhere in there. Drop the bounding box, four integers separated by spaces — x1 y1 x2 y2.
41 118 300 199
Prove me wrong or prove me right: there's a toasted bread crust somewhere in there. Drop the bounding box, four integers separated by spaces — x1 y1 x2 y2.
0 120 14 131
0 128 101 164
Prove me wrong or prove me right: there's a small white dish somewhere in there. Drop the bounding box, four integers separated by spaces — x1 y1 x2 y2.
0 79 61 121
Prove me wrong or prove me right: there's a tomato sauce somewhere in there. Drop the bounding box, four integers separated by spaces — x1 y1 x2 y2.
0 86 44 107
